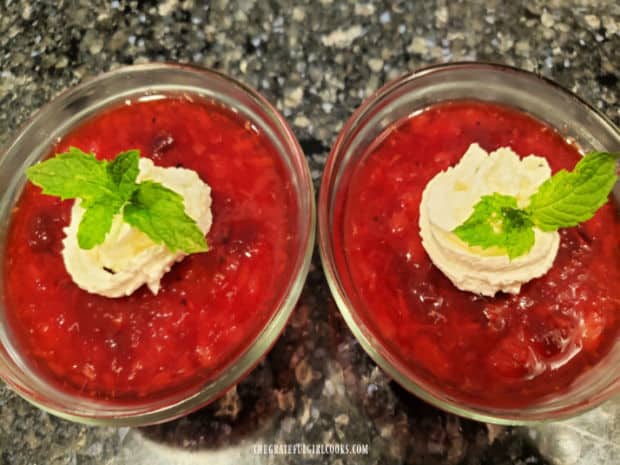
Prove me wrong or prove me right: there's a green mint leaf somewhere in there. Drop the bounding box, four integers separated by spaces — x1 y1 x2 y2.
77 196 124 249
526 152 619 231
123 181 208 253
27 147 125 247
502 208 536 259
28 148 208 255
107 149 140 200
452 151 618 260
26 147 114 203
453 193 535 260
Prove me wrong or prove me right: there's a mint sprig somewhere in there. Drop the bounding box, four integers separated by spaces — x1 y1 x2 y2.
124 181 208 254
453 151 618 259
453 194 535 260
527 152 618 230
26 147 208 254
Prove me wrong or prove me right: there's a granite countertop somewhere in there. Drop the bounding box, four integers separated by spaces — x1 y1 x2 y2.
0 1 619 464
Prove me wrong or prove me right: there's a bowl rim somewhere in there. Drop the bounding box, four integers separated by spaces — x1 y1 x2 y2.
318 61 620 425
0 62 316 426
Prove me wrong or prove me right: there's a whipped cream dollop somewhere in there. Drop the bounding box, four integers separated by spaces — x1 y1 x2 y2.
419 143 560 296
62 158 212 298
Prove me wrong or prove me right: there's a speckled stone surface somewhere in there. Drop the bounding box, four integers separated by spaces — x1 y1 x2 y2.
0 1 619 464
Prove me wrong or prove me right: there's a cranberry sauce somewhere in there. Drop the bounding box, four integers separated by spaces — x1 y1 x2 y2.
336 101 620 407
4 96 298 400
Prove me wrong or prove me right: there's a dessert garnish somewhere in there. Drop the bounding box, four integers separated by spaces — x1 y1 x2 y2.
454 150 618 257
26 147 212 297
419 144 618 296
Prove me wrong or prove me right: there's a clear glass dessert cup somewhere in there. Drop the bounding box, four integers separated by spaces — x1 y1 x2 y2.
0 64 315 426
318 62 620 424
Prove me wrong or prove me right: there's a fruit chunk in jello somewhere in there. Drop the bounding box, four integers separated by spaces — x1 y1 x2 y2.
3 96 297 400
337 100 620 408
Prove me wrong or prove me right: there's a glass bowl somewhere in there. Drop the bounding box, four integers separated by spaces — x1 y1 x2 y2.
0 64 315 426
318 62 620 424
